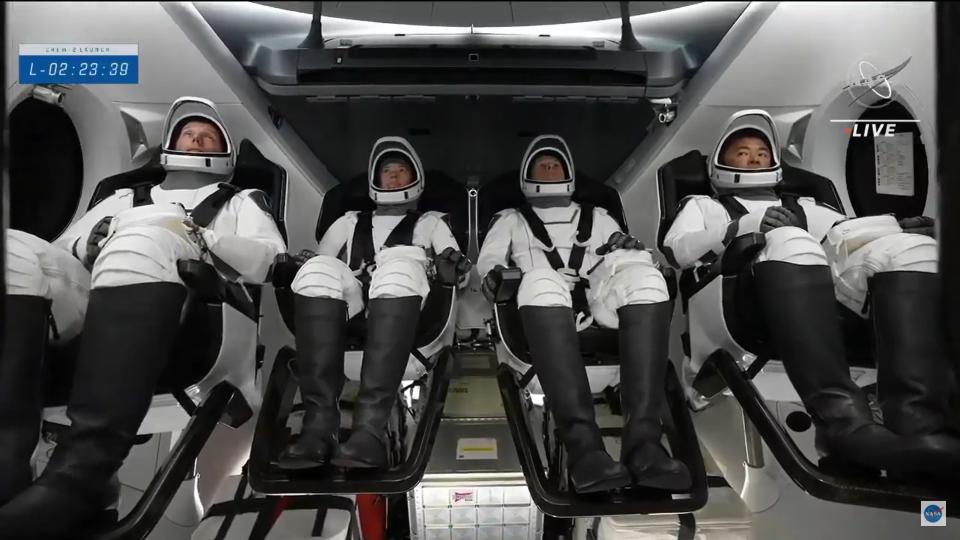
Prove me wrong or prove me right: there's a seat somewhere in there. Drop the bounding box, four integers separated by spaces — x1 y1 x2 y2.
36 139 288 538
656 149 960 516
478 171 641 395
249 171 466 495
477 171 707 518
656 150 872 380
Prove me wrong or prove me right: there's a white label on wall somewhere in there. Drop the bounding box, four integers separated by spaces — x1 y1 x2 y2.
875 131 915 197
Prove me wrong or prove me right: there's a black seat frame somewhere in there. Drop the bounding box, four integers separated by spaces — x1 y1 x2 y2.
478 172 708 518
45 140 287 538
656 150 960 516
250 171 467 495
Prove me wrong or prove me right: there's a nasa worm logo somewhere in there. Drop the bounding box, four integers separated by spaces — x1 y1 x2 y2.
921 500 946 526
842 56 911 109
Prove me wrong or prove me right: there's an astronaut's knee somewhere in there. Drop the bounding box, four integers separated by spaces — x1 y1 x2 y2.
368 257 429 300
517 268 572 308
757 226 827 266
7 230 51 297
91 227 194 288
613 264 670 306
881 233 938 273
292 255 350 299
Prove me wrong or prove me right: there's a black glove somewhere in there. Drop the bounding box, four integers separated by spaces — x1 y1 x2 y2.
271 250 315 289
759 206 801 233
482 264 507 303
898 216 936 238
436 247 473 285
83 216 113 270
596 231 644 256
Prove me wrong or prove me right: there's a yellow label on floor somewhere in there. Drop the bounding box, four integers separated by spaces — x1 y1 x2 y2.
456 437 498 460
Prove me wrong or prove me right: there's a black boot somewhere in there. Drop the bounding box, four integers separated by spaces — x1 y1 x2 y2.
0 282 186 539
332 296 421 469
618 302 692 491
519 306 631 494
0 296 49 505
753 261 957 474
871 272 960 460
278 295 347 469
872 272 959 433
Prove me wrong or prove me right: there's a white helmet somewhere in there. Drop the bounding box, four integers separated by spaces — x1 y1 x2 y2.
708 109 782 189
160 96 234 176
520 135 575 199
368 136 425 205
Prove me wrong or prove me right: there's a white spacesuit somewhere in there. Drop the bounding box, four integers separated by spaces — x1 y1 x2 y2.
662 109 959 474
478 135 690 494
0 97 286 538
279 136 470 471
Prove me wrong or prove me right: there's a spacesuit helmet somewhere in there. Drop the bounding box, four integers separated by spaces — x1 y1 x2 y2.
160 96 234 176
520 134 575 199
708 109 782 190
368 136 425 205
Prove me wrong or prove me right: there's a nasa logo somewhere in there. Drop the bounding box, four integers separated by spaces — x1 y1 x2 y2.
920 500 946 526
842 56 911 109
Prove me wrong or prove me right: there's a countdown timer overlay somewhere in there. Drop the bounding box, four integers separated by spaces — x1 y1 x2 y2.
19 44 139 84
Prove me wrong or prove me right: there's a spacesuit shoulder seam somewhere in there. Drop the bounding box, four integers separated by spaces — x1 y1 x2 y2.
113 188 135 199
420 210 448 220
89 188 134 209
677 194 717 213
233 188 266 203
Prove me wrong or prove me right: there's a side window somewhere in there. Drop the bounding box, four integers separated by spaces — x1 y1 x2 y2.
8 97 84 241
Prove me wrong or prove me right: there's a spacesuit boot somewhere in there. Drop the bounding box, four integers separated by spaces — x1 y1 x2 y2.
520 306 631 493
871 272 960 469
0 296 49 505
617 302 692 490
752 261 957 475
0 282 186 539
278 295 348 469
332 296 421 469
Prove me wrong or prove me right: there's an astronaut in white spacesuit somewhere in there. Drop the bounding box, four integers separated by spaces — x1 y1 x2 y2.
478 135 691 494
0 97 286 537
278 136 470 471
663 109 960 474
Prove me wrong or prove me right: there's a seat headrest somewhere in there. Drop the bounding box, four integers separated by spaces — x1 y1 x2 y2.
656 150 845 249
314 179 375 246
478 169 627 244
231 140 289 242
572 180 628 232
88 152 165 211
779 164 846 214
315 171 468 251
89 140 289 241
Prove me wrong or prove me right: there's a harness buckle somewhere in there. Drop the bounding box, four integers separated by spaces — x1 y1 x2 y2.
353 261 377 279
558 267 581 288
574 312 594 332
572 236 592 248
